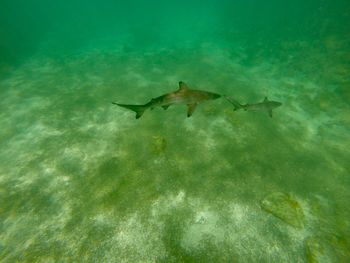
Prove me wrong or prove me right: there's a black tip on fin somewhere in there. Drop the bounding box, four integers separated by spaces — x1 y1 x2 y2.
187 103 197 117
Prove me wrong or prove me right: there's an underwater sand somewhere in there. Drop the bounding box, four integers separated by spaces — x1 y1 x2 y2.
0 37 349 262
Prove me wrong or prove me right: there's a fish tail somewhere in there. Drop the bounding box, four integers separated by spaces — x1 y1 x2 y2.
112 102 146 119
225 96 244 111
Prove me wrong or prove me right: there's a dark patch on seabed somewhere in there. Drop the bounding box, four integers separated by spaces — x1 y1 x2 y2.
0 0 350 262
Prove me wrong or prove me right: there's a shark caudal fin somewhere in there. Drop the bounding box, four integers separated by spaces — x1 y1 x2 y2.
112 102 146 119
225 96 244 111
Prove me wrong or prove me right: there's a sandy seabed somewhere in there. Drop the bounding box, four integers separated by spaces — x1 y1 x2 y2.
0 40 349 262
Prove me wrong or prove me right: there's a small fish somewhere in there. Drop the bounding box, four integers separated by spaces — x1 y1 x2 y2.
113 81 221 119
225 96 282 117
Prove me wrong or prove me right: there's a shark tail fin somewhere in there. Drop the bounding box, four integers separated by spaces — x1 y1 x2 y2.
112 102 146 119
225 96 244 111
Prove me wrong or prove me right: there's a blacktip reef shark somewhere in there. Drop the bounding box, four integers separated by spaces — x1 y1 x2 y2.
112 81 221 119
225 96 282 117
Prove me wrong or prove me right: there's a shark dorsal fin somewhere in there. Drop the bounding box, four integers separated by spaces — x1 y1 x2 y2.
178 81 189 91
263 97 268 102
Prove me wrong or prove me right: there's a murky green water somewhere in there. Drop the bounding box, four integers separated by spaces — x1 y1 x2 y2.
1 1 349 262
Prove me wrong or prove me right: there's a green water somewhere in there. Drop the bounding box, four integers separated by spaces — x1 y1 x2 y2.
1 0 349 262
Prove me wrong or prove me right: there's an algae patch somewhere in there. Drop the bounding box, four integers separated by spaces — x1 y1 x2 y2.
261 192 305 228
305 234 350 263
151 135 167 155
305 238 326 263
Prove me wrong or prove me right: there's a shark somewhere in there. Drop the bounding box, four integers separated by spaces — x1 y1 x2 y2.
112 81 221 119
225 96 282 117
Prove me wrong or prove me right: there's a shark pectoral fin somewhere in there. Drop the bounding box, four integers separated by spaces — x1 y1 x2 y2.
268 110 273 118
136 112 144 119
162 105 170 110
187 103 197 117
